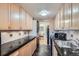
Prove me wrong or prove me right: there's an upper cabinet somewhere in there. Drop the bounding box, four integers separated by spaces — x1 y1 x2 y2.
49 19 55 30
57 7 64 30
0 4 10 30
64 4 72 30
72 3 79 29
60 7 64 29
54 13 60 30
53 3 79 30
10 4 20 30
26 13 33 30
0 4 33 30
20 7 27 30
54 5 64 30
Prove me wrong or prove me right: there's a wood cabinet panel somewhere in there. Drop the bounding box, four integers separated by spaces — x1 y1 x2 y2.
59 7 64 30
49 19 55 30
10 4 20 30
0 4 10 30
54 13 59 30
9 50 19 56
30 38 37 55
18 38 37 56
20 8 27 30
64 4 72 29
19 44 31 56
72 3 79 29
26 14 33 30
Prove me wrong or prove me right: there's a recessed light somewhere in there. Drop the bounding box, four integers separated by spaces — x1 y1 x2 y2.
39 10 50 16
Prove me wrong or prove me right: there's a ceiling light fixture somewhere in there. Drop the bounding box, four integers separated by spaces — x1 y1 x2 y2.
39 10 50 16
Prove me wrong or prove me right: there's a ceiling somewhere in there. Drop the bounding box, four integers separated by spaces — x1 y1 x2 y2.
18 3 63 20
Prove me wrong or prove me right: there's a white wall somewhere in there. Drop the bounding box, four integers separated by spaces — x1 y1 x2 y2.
30 20 37 36
39 21 49 39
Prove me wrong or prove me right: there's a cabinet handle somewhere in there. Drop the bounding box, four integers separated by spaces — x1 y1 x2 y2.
8 26 11 29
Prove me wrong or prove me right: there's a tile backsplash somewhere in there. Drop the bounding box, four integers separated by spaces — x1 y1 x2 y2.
66 31 79 40
1 31 28 44
55 30 79 40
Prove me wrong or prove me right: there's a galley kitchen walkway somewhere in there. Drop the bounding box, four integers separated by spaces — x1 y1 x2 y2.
33 37 51 56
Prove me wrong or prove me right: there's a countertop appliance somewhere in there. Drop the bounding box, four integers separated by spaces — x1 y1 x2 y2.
54 33 66 41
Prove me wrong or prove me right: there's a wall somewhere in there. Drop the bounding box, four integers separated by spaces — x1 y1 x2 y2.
48 19 55 37
30 20 37 36
39 21 49 39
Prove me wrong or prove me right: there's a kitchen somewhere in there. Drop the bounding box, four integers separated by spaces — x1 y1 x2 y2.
0 3 79 56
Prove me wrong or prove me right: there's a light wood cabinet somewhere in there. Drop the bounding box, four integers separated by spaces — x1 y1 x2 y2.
31 38 37 55
0 4 33 30
51 3 79 30
10 4 20 30
54 4 72 30
19 43 31 56
54 13 59 30
49 19 55 31
72 3 79 29
64 4 72 30
9 50 19 56
18 38 37 56
59 7 64 30
54 6 64 30
20 7 27 30
26 14 33 30
9 38 37 56
0 4 10 30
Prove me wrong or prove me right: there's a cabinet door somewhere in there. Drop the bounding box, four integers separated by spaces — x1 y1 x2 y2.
49 19 55 30
64 4 71 29
26 14 33 30
30 38 37 55
54 13 59 30
20 8 27 30
19 39 37 56
72 3 79 29
60 7 64 30
9 50 19 56
0 4 10 30
19 43 31 56
10 4 20 30
19 45 27 56
57 13 60 29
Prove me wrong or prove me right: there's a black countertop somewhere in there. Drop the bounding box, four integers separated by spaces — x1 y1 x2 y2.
1 36 37 56
54 40 79 56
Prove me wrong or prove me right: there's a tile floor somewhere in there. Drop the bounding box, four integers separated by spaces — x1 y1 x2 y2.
33 37 51 56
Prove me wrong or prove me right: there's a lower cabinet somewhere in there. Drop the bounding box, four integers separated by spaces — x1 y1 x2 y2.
9 38 37 56
19 42 32 56
9 51 19 56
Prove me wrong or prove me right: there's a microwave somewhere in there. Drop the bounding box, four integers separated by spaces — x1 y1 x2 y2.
54 33 66 41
